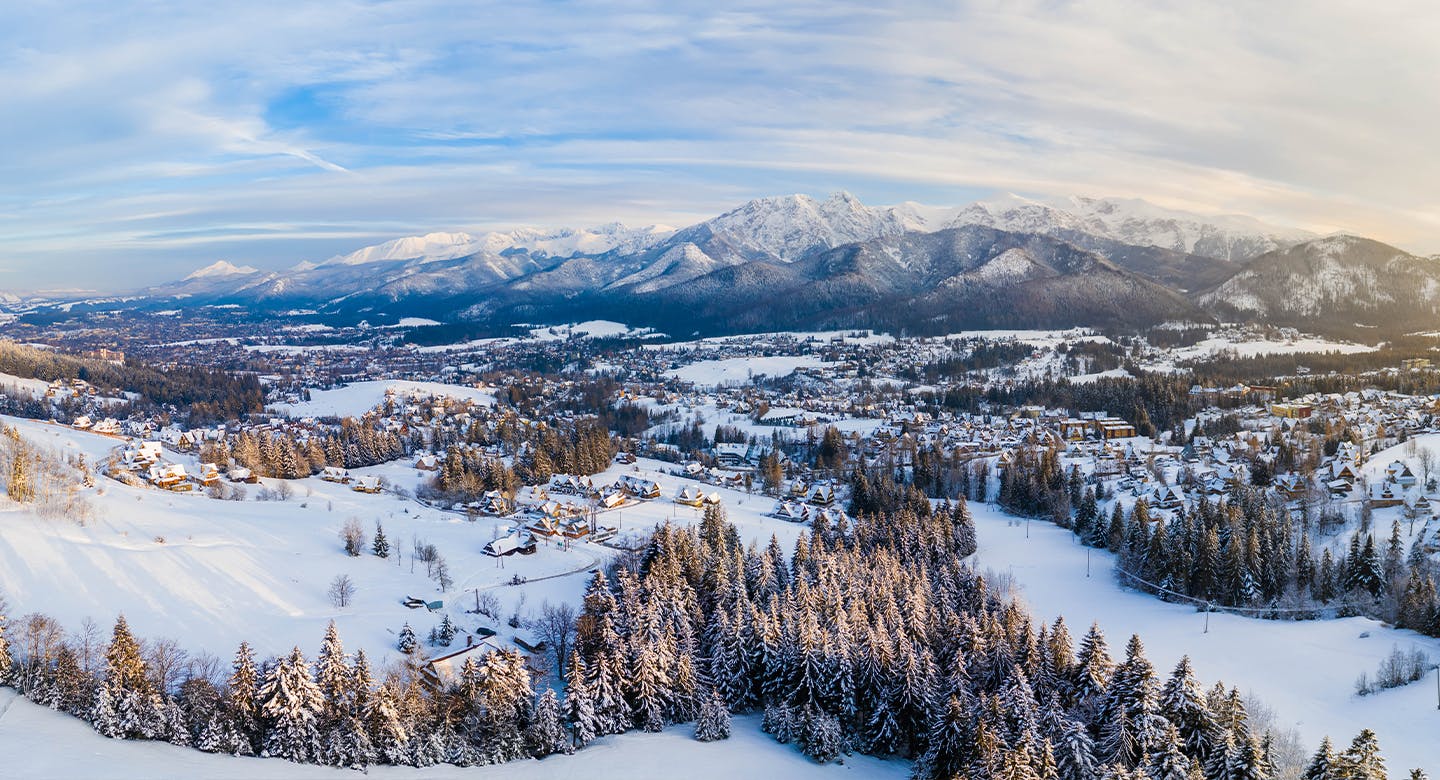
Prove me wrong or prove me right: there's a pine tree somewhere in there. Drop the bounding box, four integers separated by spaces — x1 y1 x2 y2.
1336 729 1386 780
1303 736 1337 780
798 708 842 764
913 694 970 780
527 688 572 757
363 680 408 765
0 611 12 685
226 641 260 754
94 615 161 740
564 651 599 748
1073 623 1113 720
1158 656 1213 762
397 623 418 654
259 646 324 763
693 687 731 742
372 523 390 558
315 622 350 724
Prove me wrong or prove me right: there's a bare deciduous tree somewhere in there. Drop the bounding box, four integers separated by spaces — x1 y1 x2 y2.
530 600 576 680
146 636 189 696
328 574 356 608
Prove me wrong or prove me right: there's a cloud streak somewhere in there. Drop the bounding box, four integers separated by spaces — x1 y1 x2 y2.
3 1 1440 290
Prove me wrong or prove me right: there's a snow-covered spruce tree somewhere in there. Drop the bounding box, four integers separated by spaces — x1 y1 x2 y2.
527 688 571 757
477 648 535 762
258 646 324 763
1336 729 1386 780
314 621 350 725
693 687 731 742
1158 655 1215 763
225 641 260 755
797 707 842 764
93 615 162 740
397 623 418 654
363 679 408 765
434 614 457 647
372 522 390 558
1096 634 1166 767
564 650 599 749
0 610 12 686
1302 736 1337 780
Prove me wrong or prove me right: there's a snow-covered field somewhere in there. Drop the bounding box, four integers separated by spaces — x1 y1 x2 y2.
270 380 497 418
665 356 831 388
0 695 906 780
1169 335 1377 362
0 370 49 398
416 321 660 354
969 503 1440 776
0 421 815 669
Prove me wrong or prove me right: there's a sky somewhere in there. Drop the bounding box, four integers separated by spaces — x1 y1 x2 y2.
4 1 1440 292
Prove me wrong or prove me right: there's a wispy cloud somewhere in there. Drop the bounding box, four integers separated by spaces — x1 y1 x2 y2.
5 1 1440 291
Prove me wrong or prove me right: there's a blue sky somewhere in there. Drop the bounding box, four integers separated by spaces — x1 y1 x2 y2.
4 1 1440 291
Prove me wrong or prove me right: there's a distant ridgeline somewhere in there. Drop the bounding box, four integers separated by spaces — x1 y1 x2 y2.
0 340 263 424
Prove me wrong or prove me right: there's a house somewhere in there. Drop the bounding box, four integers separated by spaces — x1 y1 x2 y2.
617 474 661 500
421 637 503 689
512 631 547 655
1385 461 1418 488
772 502 809 523
149 463 192 492
228 466 258 484
1148 484 1187 511
561 516 593 539
807 484 836 507
195 463 222 488
1368 480 1404 509
547 474 595 496
480 490 513 516
352 476 384 494
414 454 440 471
484 531 537 557
598 491 626 509
320 466 352 484
675 485 706 507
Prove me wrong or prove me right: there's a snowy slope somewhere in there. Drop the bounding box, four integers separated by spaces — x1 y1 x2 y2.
268 379 497 418
969 503 1440 776
0 696 907 780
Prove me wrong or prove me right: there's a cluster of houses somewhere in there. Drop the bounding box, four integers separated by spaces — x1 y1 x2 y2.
115 441 225 492
319 466 385 494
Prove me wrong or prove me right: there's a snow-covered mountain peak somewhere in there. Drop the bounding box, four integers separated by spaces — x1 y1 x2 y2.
698 191 910 261
318 231 479 268
948 193 1313 261
183 260 259 280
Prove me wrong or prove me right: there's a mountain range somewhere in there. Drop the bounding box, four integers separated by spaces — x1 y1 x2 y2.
20 192 1440 337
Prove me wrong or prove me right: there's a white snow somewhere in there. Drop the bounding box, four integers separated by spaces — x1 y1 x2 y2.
664 356 830 388
270 380 496 418
183 260 259 280
969 503 1440 776
0 693 906 780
